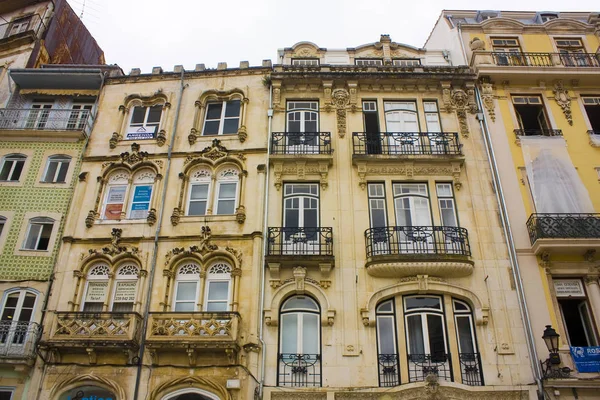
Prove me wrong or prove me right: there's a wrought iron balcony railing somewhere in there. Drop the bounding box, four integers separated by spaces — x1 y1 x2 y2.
407 353 453 383
558 53 600 68
147 312 239 343
353 132 462 156
278 353 321 387
365 226 471 258
490 52 554 67
267 227 333 256
0 320 39 359
459 352 484 386
527 213 600 244
514 128 562 137
0 108 94 135
271 132 332 155
473 52 600 68
48 312 142 345
0 14 44 42
378 353 400 387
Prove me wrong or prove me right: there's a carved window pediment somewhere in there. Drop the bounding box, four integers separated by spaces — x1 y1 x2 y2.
271 158 333 191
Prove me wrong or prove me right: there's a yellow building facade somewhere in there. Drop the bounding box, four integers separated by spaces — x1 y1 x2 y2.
427 9 600 399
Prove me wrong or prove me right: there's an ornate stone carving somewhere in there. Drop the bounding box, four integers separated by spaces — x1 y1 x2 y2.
481 82 496 122
272 160 331 190
170 207 181 226
188 128 198 145
553 80 573 126
237 125 248 142
225 246 243 267
469 37 486 51
156 129 167 146
85 210 97 228
234 205 246 224
146 208 157 226
150 316 234 337
185 139 230 165
332 88 350 138
109 132 121 149
83 228 139 260
120 143 148 165
164 226 218 265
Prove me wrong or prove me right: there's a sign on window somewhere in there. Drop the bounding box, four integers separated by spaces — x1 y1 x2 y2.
126 125 156 140
554 279 585 297
85 282 108 303
130 185 152 219
113 281 137 302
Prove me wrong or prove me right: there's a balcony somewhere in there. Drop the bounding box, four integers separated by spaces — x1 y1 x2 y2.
527 213 600 255
0 321 39 365
378 354 400 387
364 226 473 277
353 132 462 157
278 353 321 387
0 108 94 139
470 52 600 84
271 132 332 155
514 129 562 137
0 14 44 51
406 352 483 386
146 312 240 365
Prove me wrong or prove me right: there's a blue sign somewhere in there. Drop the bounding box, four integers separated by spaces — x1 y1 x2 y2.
131 203 149 211
570 346 600 372
133 185 152 202
59 385 115 400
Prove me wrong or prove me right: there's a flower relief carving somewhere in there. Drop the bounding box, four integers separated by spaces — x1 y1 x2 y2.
84 228 140 259
481 82 496 122
201 139 228 161
135 171 156 183
109 172 130 184
118 264 139 276
191 169 211 181
332 88 350 138
178 263 201 275
120 143 149 165
553 80 573 126
219 168 239 179
89 264 110 276
208 263 231 274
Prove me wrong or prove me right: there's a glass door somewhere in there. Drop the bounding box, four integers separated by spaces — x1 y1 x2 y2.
393 184 432 253
283 184 319 254
0 291 35 351
384 102 419 154
286 102 319 154
26 102 53 129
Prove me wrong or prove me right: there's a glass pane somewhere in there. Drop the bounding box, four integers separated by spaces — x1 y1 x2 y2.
188 201 207 216
112 302 134 312
302 313 319 354
0 162 11 180
304 120 317 133
203 120 220 135
377 316 396 354
216 199 235 215
405 297 441 310
131 107 146 124
222 118 239 134
174 302 194 312
57 162 69 182
283 296 318 311
219 183 237 198
191 184 209 200
207 281 229 300
427 314 446 355
407 315 425 354
288 120 301 132
24 224 41 249
82 302 104 312
441 205 457 227
206 103 223 120
147 105 162 123
11 161 24 181
377 301 393 313
37 224 52 250
284 209 299 229
176 282 197 301
456 316 475 353
371 208 386 228
17 308 32 322
45 161 58 182
206 301 227 312
22 294 35 308
225 100 241 117
281 314 298 353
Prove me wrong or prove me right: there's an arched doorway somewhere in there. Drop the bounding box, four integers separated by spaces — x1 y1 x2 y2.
162 389 219 400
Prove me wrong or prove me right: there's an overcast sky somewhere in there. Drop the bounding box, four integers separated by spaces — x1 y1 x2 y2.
66 0 599 73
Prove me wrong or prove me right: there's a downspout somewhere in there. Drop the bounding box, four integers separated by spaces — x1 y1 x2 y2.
133 69 187 400
474 89 544 397
258 79 273 399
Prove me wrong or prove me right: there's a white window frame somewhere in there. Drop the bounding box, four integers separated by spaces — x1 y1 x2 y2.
22 217 54 251
203 263 232 312
187 168 212 216
404 295 448 363
68 102 93 130
127 170 155 220
42 155 71 183
393 59 421 67
292 59 319 66
279 296 321 355
127 104 163 139
0 154 26 182
355 58 383 66
0 216 5 238
540 14 558 22
7 16 31 36
436 183 458 227
214 168 239 215
0 388 14 400
453 299 477 354
101 171 130 220
202 100 241 136
393 183 432 227
26 102 53 130
286 101 319 133
110 264 139 312
173 263 201 312
376 300 398 355
81 264 111 312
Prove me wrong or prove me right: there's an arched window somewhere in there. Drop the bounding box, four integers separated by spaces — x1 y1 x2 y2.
453 299 483 385
82 264 110 312
204 263 231 311
278 295 321 387
0 154 26 182
128 169 156 219
43 154 71 183
23 217 54 251
102 170 130 220
214 167 239 215
376 299 400 387
187 168 212 216
111 264 139 312
173 263 201 311
126 103 163 140
0 289 37 346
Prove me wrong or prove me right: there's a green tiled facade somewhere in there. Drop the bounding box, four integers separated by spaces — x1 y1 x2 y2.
0 140 84 280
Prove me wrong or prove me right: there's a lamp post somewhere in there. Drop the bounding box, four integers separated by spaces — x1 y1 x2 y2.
540 325 571 379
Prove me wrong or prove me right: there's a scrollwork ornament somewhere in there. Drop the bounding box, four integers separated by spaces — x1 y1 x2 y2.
553 80 573 126
481 82 496 122
332 88 350 138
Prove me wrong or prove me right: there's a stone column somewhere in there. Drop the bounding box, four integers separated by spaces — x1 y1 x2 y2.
584 275 600 333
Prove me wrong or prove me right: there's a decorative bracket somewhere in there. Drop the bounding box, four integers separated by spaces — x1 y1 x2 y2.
553 80 573 126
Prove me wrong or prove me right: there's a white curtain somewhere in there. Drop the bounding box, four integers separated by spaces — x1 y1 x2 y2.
521 137 594 213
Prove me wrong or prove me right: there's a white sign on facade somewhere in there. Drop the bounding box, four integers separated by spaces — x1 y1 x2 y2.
554 279 585 297
113 281 137 302
85 281 108 302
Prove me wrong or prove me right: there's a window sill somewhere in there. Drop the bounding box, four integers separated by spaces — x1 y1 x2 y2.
15 248 51 257
0 180 24 187
189 128 247 145
34 181 70 188
178 214 237 223
95 219 149 225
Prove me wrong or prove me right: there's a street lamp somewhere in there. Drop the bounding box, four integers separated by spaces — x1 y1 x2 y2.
540 325 571 379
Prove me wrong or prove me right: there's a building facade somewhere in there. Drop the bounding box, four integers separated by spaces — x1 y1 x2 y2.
427 9 600 400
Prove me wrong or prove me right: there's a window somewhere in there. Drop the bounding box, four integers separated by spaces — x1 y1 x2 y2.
491 38 523 66
127 104 162 140
215 168 239 215
283 183 319 242
355 58 383 66
128 170 155 219
102 171 129 220
384 102 420 153
540 13 558 22
286 101 319 151
368 183 387 229
278 295 321 387
42 155 71 183
82 264 110 312
424 101 442 133
100 169 155 221
184 166 240 216
67 102 93 130
362 101 381 154
171 262 232 312
452 299 483 386
393 59 421 67
555 38 591 67
436 183 458 227
512 96 551 135
376 300 400 387
202 100 241 136
292 59 319 66
583 96 600 133
0 289 36 347
204 263 232 311
6 16 31 37
173 263 201 312
187 168 211 216
0 389 13 400
0 154 26 182
554 279 598 347
25 102 53 130
22 217 54 251
81 263 139 312
393 183 431 228
0 216 5 238
111 264 139 312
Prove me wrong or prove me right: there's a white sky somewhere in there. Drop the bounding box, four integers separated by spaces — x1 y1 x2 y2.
67 0 599 73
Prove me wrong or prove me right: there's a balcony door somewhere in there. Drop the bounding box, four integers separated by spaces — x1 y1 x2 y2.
384 102 419 154
286 102 319 153
67 103 93 130
0 290 36 350
283 184 319 252
393 183 432 252
26 102 53 129
491 38 523 66
368 183 390 255
363 101 381 154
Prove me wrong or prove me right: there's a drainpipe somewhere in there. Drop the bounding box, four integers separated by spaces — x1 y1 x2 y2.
474 89 544 397
133 69 187 400
258 79 273 399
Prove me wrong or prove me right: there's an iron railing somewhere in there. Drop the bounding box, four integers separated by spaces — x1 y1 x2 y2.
267 227 333 256
490 52 553 67
271 132 332 155
365 226 471 258
475 52 600 68
558 53 600 68
527 213 600 244
353 132 462 156
0 108 94 135
278 353 321 387
514 128 562 137
0 14 44 41
459 352 484 386
407 353 453 383
0 320 39 359
378 353 400 387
